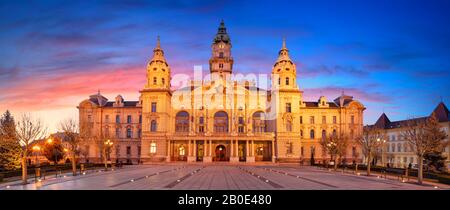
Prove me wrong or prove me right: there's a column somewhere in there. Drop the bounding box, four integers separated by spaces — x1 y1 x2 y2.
271 140 275 163
194 140 197 159
230 140 234 157
188 140 191 156
246 140 249 157
209 140 212 156
166 140 171 162
251 140 255 156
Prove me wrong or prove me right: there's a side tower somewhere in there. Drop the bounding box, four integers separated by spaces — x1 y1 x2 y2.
270 39 304 162
209 20 233 80
140 37 172 162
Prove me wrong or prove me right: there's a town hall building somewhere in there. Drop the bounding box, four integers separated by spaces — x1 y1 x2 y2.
78 21 365 164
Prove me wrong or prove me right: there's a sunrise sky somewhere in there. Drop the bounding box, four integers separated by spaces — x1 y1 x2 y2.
1 0 449 132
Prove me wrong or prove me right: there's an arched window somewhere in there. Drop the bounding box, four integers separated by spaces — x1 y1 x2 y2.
321 130 326 140
332 129 337 137
153 77 157 85
175 111 190 132
150 120 157 132
397 143 401 152
214 111 228 133
162 78 165 85
300 130 303 138
219 52 224 58
252 111 266 133
285 77 289 85
278 77 281 85
310 129 315 139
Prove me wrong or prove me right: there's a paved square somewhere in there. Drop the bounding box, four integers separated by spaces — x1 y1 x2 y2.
1 164 448 190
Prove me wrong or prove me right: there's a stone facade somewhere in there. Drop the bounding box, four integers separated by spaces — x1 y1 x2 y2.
78 21 365 164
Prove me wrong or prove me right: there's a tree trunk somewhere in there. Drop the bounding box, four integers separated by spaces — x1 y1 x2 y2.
334 157 338 171
366 153 371 176
418 156 423 185
21 156 28 185
71 153 77 176
103 149 107 170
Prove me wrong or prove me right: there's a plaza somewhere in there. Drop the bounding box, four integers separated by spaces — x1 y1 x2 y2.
1 164 447 190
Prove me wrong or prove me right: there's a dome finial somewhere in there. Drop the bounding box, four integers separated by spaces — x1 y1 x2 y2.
282 37 286 50
156 35 161 48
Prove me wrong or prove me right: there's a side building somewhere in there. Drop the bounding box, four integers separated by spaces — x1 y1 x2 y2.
369 102 450 169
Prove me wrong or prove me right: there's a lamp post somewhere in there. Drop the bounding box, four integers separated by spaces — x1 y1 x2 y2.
46 138 60 178
104 139 113 170
32 145 41 167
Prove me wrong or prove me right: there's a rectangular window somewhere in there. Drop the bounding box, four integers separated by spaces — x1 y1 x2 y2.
126 146 131 155
138 129 141 138
310 116 315 124
88 115 92 122
322 116 326 124
137 146 141 156
105 115 109 123
151 102 157 112
351 115 355 124
238 117 244 124
150 142 157 154
333 116 337 124
286 103 291 113
238 126 244 133
139 115 142 123
127 128 132 138
127 115 132 123
198 126 204 133
301 146 304 156
115 115 120 123
300 116 303 124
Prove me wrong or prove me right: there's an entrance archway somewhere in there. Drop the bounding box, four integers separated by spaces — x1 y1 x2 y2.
215 145 227 161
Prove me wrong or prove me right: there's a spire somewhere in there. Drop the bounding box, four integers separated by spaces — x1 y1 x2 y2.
156 35 161 49
150 36 166 63
275 38 292 64
213 20 230 44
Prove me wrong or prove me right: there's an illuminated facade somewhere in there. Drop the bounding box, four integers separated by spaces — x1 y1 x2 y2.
78 21 365 164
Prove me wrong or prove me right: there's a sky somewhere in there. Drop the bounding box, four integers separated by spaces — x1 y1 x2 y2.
1 0 449 132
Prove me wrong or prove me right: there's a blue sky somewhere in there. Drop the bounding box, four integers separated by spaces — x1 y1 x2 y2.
0 0 449 131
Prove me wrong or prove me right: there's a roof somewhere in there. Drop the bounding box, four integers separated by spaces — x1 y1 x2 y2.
304 102 339 108
432 102 450 122
104 101 140 108
213 20 230 44
370 102 449 129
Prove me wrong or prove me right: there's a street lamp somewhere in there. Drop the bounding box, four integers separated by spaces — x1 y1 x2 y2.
104 139 113 169
32 145 41 167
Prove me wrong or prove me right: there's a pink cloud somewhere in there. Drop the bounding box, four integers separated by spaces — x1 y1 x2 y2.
0 65 146 111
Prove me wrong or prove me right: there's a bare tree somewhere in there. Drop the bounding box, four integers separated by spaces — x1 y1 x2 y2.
320 134 348 170
59 118 81 176
356 126 385 176
15 114 47 184
401 114 447 184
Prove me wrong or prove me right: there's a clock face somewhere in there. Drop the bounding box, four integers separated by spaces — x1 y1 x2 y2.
219 44 224 49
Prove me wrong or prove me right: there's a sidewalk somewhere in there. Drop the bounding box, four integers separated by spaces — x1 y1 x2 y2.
315 166 450 189
0 167 114 189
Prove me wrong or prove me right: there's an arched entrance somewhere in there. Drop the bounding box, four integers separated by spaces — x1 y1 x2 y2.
215 145 227 161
